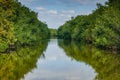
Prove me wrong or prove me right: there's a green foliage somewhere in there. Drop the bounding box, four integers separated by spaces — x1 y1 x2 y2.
0 0 50 52
13 1 50 44
0 0 17 52
57 0 120 49
49 28 57 38
92 5 120 47
58 17 78 39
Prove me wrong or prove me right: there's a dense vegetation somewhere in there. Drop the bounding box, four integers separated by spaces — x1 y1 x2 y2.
49 28 57 38
58 40 120 80
0 0 16 52
58 0 120 49
0 0 50 52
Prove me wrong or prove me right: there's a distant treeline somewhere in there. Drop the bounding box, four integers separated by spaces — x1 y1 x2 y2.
49 28 57 38
58 0 120 49
0 0 50 52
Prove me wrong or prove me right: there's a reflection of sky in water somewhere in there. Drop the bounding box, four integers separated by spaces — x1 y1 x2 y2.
22 39 97 80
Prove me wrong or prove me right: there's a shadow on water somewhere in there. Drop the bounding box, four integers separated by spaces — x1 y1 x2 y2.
0 40 49 80
58 39 120 80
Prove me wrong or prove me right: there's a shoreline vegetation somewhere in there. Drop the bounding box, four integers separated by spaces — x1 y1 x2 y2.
57 0 120 50
0 0 50 52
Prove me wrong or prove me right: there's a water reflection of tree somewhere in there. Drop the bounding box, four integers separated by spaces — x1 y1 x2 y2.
0 40 48 80
58 40 120 80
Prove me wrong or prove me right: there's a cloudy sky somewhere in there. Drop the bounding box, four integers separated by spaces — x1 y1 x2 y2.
18 0 107 29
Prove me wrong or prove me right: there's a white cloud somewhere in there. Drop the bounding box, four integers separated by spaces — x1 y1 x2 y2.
71 0 108 5
67 14 72 18
36 6 58 15
19 0 37 2
72 0 90 5
60 14 65 17
61 10 75 14
60 14 72 18
79 11 92 15
48 10 58 15
36 6 46 11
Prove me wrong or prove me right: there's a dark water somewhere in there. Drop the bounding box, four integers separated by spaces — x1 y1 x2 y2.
0 39 120 80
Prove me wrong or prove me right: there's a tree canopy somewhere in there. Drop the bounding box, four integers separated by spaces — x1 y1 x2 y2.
0 0 50 52
57 0 120 49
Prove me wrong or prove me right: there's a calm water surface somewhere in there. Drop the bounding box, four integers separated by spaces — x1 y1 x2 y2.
22 39 97 80
0 39 120 80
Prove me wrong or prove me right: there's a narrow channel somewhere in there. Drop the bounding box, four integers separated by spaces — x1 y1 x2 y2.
22 39 97 80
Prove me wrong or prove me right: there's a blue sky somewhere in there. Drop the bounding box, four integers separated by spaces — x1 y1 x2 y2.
18 0 108 29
